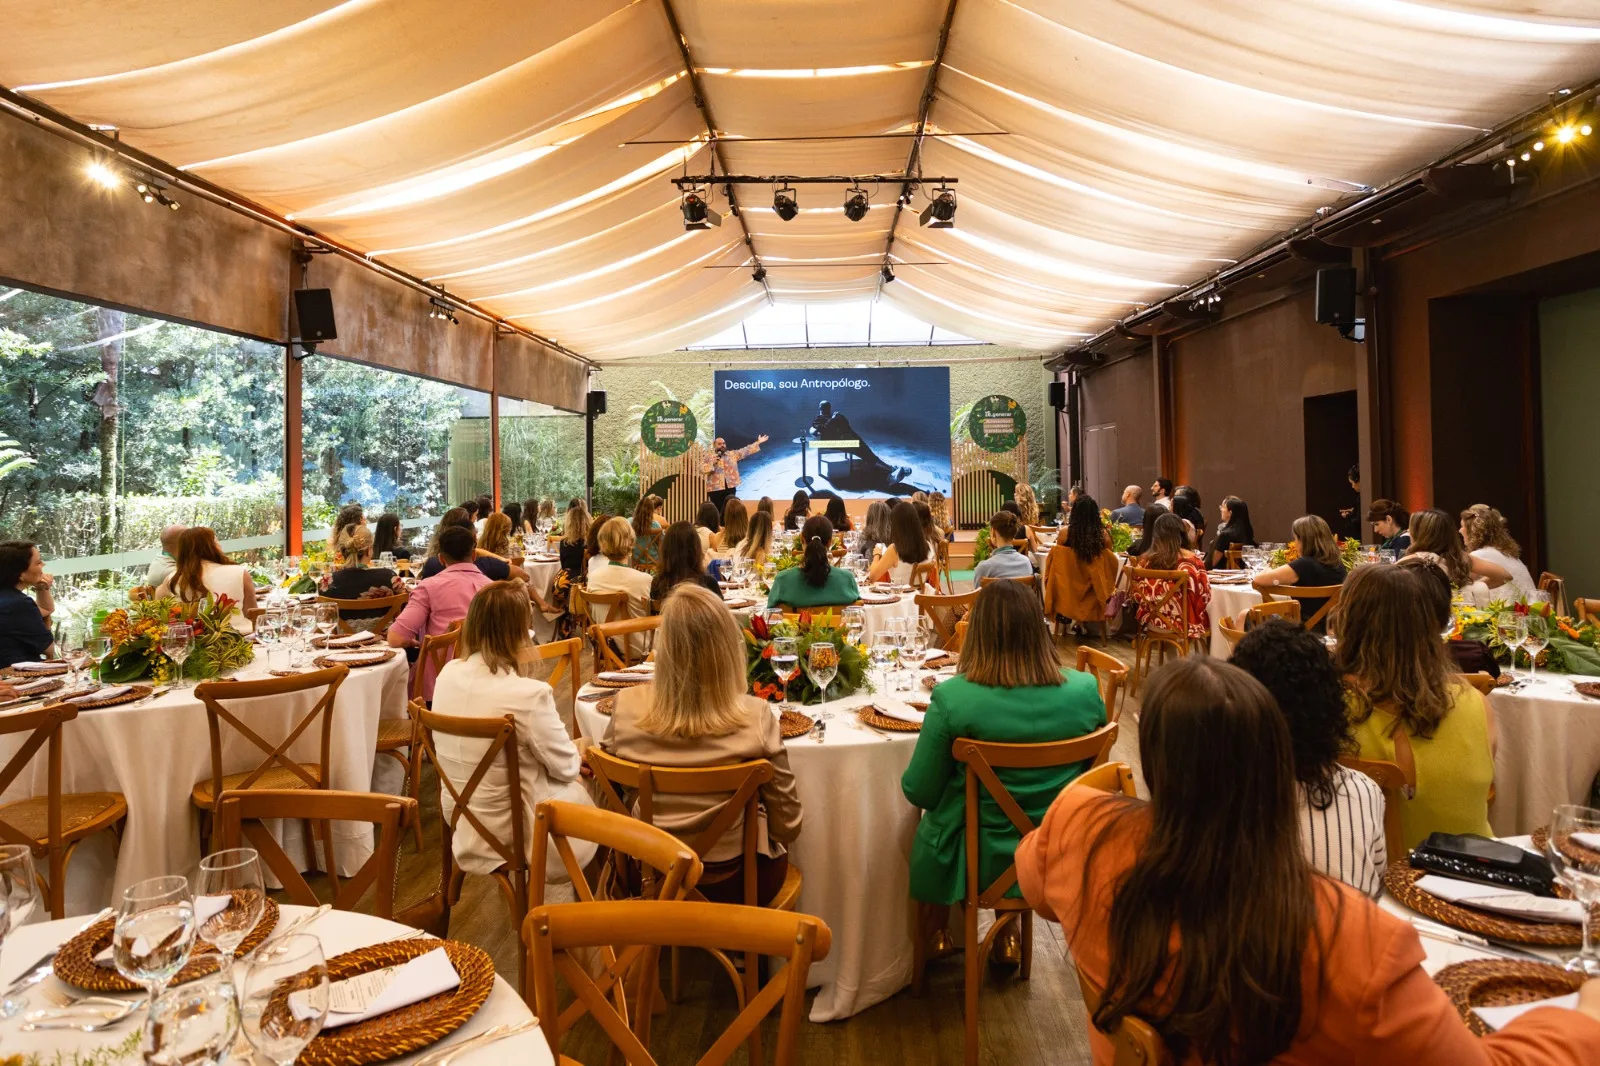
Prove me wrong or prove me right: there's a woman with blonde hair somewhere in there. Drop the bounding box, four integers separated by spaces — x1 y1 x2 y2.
1458 503 1534 602
1252 514 1346 628
431 581 594 879
478 512 514 560
559 499 590 580
927 491 952 542
586 516 653 620
603 583 803 904
324 526 403 622
735 509 774 571
155 527 255 634
713 497 749 554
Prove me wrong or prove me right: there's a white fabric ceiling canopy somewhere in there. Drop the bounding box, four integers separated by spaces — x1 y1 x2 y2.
3 0 1598 362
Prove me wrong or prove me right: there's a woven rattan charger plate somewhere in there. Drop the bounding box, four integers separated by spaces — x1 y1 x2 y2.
858 594 899 605
5 677 65 699
1433 958 1584 1036
1532 825 1600 868
779 710 815 739
858 706 921 733
1 662 69 679
591 695 616 717
64 684 154 711
311 634 382 650
54 893 279 992
1384 860 1582 946
289 938 495 1066
313 650 398 669
590 675 651 690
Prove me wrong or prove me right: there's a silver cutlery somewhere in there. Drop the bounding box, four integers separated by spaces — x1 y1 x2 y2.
260 903 331 946
412 1018 539 1066
1410 918 1550 963
3 906 114 997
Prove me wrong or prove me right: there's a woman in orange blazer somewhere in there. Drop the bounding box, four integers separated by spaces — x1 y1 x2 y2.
1017 656 1600 1066
1043 495 1119 630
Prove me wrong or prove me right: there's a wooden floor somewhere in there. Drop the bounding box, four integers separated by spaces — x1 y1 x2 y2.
356 624 1149 1065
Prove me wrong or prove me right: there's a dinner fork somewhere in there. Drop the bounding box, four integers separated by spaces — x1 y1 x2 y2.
411 1018 539 1066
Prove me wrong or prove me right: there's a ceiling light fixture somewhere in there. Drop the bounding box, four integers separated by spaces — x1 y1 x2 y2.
1557 125 1577 144
680 188 722 230
752 266 768 284
85 158 120 188
881 265 896 284
843 186 870 222
919 186 957 229
427 296 459 324
772 185 799 221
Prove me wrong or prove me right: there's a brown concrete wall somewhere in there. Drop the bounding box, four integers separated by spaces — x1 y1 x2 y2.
496 331 589 413
1077 348 1158 508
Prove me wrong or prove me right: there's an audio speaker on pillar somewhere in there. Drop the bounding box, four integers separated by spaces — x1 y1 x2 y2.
1048 381 1067 409
1314 267 1357 326
587 390 608 417
293 288 338 343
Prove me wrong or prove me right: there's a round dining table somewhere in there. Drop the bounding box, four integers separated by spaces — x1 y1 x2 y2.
0 653 410 914
521 555 563 641
0 904 551 1065
574 672 938 1023
1486 674 1600 835
1205 578 1261 657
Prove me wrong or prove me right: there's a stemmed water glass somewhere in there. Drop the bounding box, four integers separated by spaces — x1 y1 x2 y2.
870 634 896 694
842 606 866 648
901 624 929 692
293 606 318 666
145 972 241 1066
315 602 340 645
194 848 265 977
240 934 329 1066
377 550 396 571
88 633 111 683
1522 612 1551 688
0 846 40 1018
770 637 800 715
806 641 840 704
114 875 198 1021
162 623 193 689
62 627 91 692
1545 804 1600 976
1496 611 1526 683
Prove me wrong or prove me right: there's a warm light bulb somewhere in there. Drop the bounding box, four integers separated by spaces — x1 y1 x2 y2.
85 160 119 188
1533 140 1545 151
1507 157 1517 166
1521 151 1532 161
1557 126 1576 143
167 200 180 211
1582 124 1593 137
142 191 155 202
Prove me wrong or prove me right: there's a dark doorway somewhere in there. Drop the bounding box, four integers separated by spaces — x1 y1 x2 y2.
1303 391 1359 537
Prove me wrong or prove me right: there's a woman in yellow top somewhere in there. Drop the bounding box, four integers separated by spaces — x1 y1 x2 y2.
1333 563 1498 850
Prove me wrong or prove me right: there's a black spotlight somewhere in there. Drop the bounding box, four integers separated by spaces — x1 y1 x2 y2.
919 186 957 229
752 265 768 284
881 264 895 284
681 190 721 230
843 186 870 222
773 185 799 221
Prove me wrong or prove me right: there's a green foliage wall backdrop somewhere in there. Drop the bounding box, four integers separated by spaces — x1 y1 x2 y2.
592 346 1054 494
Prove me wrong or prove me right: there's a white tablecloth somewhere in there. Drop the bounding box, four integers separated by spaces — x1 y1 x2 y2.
1206 582 1261 657
523 557 562 641
0 655 409 914
0 905 550 1066
1488 676 1600 836
576 682 923 1022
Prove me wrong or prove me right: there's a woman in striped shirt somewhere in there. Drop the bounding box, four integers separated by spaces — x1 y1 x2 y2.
1230 619 1388 897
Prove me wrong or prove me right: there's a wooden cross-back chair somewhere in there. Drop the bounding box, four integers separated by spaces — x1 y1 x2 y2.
589 615 662 673
1246 600 1302 627
1075 968 1174 1066
1338 754 1414 865
1576 598 1600 626
632 531 664 574
935 539 954 593
191 666 348 872
1074 646 1129 730
215 788 415 918
979 574 1037 589
416 702 535 989
1072 760 1139 798
525 902 830 1066
950 618 969 654
1122 566 1196 695
518 636 585 737
910 559 943 594
1218 614 1246 653
526 801 703 1037
1257 584 1343 632
1225 544 1243 569
1538 571 1567 617
586 748 802 1063
1027 525 1056 549
915 590 977 651
316 592 409 636
410 622 462 703
0 703 127 919
915 723 1119 1066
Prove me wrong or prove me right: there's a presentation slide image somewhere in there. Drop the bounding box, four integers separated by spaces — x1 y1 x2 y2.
714 368 951 499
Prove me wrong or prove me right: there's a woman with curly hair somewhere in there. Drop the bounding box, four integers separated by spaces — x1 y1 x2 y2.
1459 503 1535 602
630 494 664 570
1013 482 1041 527
1406 508 1508 593
1230 620 1387 897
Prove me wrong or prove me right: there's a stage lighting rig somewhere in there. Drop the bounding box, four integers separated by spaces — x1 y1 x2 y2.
843 186 870 222
881 265 896 284
752 266 768 284
681 188 722 230
919 186 957 228
773 185 799 221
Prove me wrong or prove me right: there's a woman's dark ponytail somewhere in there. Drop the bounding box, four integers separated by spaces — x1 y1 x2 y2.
800 515 834 588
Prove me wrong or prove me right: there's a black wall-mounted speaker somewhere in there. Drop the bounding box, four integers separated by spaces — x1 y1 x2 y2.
1314 267 1358 326
1048 381 1068 409
587 390 608 417
293 288 337 342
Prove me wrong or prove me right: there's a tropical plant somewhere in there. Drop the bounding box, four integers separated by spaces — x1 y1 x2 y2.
592 444 640 516
97 593 254 682
0 435 34 480
744 611 870 704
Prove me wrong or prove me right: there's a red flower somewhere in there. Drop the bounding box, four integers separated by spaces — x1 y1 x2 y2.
751 614 770 640
761 644 774 659
798 609 813 628
752 681 779 701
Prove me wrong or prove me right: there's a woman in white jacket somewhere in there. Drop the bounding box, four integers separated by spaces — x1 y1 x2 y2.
430 580 595 881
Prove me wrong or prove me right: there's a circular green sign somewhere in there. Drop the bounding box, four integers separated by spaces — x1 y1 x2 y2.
641 400 697 457
968 394 1026 452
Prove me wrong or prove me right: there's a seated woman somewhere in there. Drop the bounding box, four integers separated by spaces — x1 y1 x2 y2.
324 526 404 624
1206 495 1255 570
1230 620 1387 897
0 540 57 667
867 499 933 586
650 521 722 609
1011 486 1044 554
713 498 749 555
1043 496 1119 631
915 501 943 565
1131 512 1211 643
431 580 594 880
1335 563 1496 850
928 491 953 543
330 502 365 558
782 490 810 532
604 584 802 904
902 579 1104 936
1459 504 1536 603
1017 655 1600 1064
518 498 539 538
1407 508 1510 596
478 512 515 561
1124 504 1162 559
501 501 523 540
155 527 256 633
630 494 664 571
766 515 861 609
371 513 413 563
419 509 514 582
824 495 852 534
586 517 655 621
537 498 558 531
858 500 893 562
558 500 590 581
693 501 721 555
756 496 774 520
1396 554 1499 677
1252 514 1346 627
733 510 774 573
584 512 611 583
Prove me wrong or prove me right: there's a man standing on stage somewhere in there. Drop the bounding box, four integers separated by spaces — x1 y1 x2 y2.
809 400 910 488
703 434 768 512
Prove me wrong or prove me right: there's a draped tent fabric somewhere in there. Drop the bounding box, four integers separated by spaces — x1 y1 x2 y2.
3 0 1599 362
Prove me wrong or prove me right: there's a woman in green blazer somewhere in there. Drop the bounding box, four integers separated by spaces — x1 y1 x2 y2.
901 579 1106 910
765 515 861 608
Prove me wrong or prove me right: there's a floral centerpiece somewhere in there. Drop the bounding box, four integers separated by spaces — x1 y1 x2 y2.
743 611 869 705
1452 598 1600 675
1267 537 1363 570
772 542 804 573
96 594 254 683
1101 509 1137 554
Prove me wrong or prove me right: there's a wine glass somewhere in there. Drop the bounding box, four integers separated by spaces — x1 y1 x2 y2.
162 624 193 689
293 606 318 666
115 875 197 1019
842 606 865 648
194 848 264 974
805 641 839 704
377 550 396 571
902 625 928 692
144 972 240 1066
283 556 301 585
1545 804 1600 976
870 634 896 692
62 627 90 692
770 637 800 715
1496 611 1525 682
763 607 787 634
89 633 111 683
0 846 39 1018
1522 613 1551 688
240 934 328 1066
315 602 340 644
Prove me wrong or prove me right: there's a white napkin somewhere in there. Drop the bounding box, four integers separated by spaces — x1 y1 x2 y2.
65 685 131 705
294 593 318 602
324 650 383 662
326 632 377 647
1472 993 1580 1031
10 661 62 673
871 700 925 725
1572 831 1600 851
11 677 59 694
621 664 656 675
1414 874 1586 924
294 947 460 1028
598 671 650 683
95 895 231 966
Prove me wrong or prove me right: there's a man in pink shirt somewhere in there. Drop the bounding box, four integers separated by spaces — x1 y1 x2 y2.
388 524 489 700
